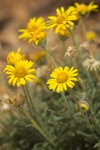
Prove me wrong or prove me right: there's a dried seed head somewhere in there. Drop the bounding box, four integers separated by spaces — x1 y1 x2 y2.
64 46 76 59
7 95 25 107
80 41 89 50
82 56 100 71
1 103 10 112
0 99 10 112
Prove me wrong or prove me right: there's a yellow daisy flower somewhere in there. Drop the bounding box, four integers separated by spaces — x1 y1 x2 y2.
4 60 36 87
30 50 45 62
74 2 98 16
74 3 88 15
29 29 47 47
7 48 23 66
87 2 98 12
47 66 78 93
47 6 78 33
19 17 46 40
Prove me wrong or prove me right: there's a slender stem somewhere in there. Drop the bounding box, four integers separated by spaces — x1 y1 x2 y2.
84 112 91 127
61 91 70 110
94 70 100 82
23 86 32 115
42 47 60 68
62 41 66 57
23 110 56 147
80 17 87 39
68 28 82 61
24 84 44 128
25 84 36 112
68 89 79 109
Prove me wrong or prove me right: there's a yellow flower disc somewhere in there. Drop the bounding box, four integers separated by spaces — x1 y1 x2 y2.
47 66 78 93
4 60 36 87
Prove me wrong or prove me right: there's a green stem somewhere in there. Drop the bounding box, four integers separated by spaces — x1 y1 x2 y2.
23 86 32 115
68 89 79 110
80 17 87 39
25 84 36 112
46 51 57 68
23 110 56 147
42 47 60 68
61 91 70 110
62 40 66 57
94 70 100 82
68 28 82 61
24 84 44 128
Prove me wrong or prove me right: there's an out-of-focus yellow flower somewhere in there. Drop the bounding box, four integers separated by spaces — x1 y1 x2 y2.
74 2 98 16
30 50 46 62
47 66 78 93
78 100 89 112
86 31 96 41
29 29 47 47
47 6 78 33
74 3 88 15
4 60 36 87
87 2 98 12
19 17 46 40
58 27 71 40
7 48 23 66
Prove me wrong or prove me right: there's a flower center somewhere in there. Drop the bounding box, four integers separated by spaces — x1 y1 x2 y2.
57 71 68 83
57 16 65 24
15 67 27 78
28 24 38 32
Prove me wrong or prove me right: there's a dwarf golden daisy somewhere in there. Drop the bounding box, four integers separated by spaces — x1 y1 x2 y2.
74 3 88 15
87 2 98 12
7 48 23 66
47 6 78 33
19 17 46 40
4 60 36 87
29 29 47 47
74 2 98 16
47 66 78 93
30 50 45 62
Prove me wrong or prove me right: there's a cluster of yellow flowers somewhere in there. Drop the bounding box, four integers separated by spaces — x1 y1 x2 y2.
18 2 98 46
4 1 99 94
19 17 47 47
4 48 36 87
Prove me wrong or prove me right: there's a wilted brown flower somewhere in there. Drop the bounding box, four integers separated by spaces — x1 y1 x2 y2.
80 41 89 50
7 95 25 107
0 99 10 112
82 56 100 71
64 46 76 59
